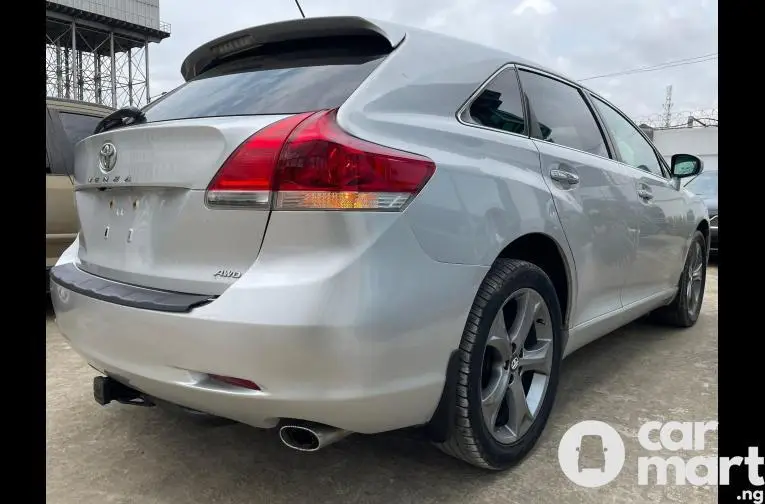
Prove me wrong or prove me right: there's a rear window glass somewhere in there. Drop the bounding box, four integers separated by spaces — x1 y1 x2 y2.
59 112 102 145
143 40 388 123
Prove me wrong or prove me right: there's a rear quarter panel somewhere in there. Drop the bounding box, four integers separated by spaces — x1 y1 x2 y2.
333 31 579 336
338 29 575 286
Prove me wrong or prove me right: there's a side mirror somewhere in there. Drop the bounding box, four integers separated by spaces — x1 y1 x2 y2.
671 153 703 178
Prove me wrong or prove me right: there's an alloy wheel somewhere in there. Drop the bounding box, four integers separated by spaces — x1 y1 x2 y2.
686 241 705 316
480 288 554 445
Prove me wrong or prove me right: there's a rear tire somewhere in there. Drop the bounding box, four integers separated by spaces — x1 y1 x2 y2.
436 259 563 470
651 230 707 327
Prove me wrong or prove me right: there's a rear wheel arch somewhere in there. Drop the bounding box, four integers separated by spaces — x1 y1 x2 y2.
426 232 573 444
497 233 573 331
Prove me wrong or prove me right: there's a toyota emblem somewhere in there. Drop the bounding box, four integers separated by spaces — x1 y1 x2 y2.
99 142 117 173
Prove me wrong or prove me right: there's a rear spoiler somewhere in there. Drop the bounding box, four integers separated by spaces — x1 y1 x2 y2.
180 16 405 81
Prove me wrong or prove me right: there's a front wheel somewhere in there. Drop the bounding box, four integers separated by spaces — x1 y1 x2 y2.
651 230 707 327
436 259 563 470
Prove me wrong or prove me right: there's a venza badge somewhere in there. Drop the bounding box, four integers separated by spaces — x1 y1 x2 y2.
99 142 118 174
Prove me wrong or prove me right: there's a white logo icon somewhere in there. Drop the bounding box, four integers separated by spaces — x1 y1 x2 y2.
558 420 626 488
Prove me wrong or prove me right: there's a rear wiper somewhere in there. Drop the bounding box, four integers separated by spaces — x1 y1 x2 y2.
93 107 147 135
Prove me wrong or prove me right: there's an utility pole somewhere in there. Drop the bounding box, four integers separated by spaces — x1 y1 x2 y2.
662 85 673 128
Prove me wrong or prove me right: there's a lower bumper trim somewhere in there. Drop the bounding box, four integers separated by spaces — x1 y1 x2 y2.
49 263 215 313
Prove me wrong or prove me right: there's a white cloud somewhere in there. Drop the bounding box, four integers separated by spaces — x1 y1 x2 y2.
512 0 557 16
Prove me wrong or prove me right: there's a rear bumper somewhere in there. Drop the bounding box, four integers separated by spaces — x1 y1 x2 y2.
710 227 718 253
51 218 488 434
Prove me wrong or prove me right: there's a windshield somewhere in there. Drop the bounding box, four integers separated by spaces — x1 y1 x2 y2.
684 171 717 196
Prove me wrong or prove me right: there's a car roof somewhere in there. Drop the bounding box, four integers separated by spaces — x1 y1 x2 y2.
181 16 594 93
46 97 114 117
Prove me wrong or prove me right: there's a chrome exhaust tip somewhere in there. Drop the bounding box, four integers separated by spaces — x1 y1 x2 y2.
278 422 351 452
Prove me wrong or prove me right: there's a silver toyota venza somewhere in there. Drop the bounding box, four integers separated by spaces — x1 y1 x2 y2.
50 16 710 470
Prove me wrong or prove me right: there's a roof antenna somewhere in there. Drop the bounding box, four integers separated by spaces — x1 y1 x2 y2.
294 0 306 18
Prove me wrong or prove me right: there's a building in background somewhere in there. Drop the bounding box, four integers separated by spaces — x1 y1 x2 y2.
45 0 171 108
649 127 718 172
638 110 718 172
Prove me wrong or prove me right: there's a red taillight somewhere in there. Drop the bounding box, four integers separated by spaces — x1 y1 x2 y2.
205 112 315 209
274 110 436 210
205 109 436 211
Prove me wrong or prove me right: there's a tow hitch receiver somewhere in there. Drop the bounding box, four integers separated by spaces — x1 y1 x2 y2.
93 376 155 407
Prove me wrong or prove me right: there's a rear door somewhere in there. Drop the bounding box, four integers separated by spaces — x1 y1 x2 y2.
517 68 641 327
588 95 691 304
73 38 390 295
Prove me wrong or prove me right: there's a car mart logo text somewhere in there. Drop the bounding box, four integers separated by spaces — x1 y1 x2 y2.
558 420 763 497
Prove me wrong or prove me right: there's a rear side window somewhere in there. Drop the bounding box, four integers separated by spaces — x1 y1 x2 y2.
59 112 102 145
518 70 609 157
591 97 666 177
465 67 526 135
143 38 389 123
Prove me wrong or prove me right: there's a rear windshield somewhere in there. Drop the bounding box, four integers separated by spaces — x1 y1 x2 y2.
143 37 389 123
59 112 102 145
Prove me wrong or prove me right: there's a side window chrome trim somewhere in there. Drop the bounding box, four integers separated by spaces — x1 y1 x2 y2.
455 63 531 140
529 137 618 163
514 64 583 90
607 157 673 182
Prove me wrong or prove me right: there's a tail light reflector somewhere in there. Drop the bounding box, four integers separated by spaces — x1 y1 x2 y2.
209 374 261 391
205 109 435 211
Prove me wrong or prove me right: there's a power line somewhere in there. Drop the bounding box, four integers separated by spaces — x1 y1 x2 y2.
579 54 717 81
579 53 717 81
578 53 718 82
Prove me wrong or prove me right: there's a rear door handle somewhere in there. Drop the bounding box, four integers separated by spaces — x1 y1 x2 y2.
550 169 580 185
637 188 654 200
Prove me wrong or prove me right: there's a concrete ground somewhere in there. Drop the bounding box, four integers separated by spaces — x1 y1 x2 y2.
47 266 717 504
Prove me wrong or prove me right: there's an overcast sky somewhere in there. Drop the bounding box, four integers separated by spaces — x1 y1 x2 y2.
150 0 717 121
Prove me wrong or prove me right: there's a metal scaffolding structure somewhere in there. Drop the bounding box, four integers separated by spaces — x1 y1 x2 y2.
45 1 171 109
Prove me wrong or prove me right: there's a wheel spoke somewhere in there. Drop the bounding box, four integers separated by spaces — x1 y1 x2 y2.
692 261 703 280
519 341 552 374
482 370 510 428
509 291 542 347
505 379 532 436
487 313 512 362
688 245 698 280
692 278 702 303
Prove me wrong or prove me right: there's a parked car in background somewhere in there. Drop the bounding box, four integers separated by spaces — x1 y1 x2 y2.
684 170 717 255
50 16 710 470
46 98 114 290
